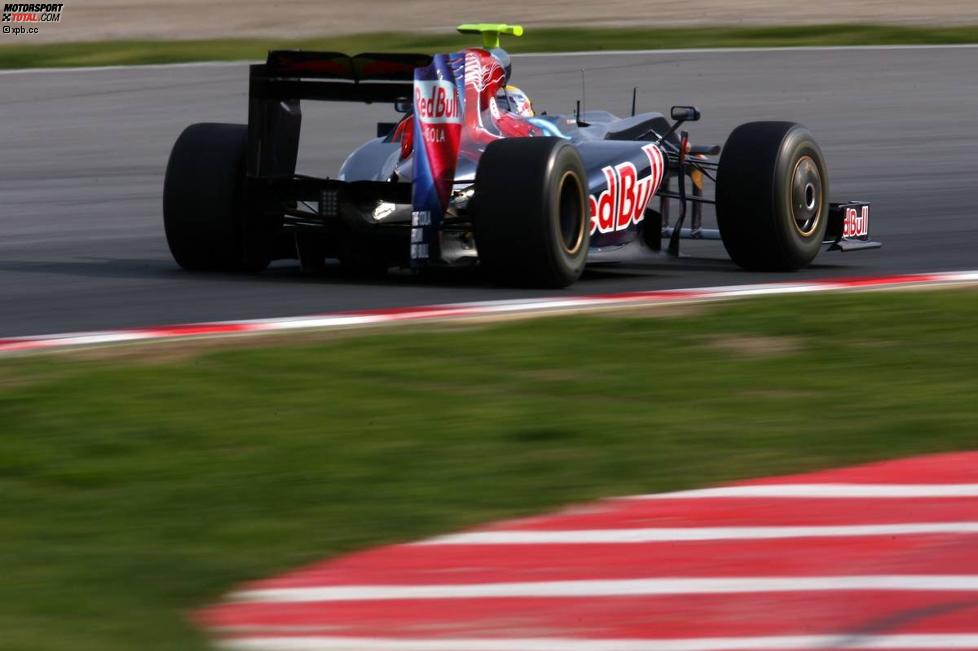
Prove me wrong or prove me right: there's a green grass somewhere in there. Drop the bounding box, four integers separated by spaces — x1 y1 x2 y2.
2 24 977 69
2 288 978 650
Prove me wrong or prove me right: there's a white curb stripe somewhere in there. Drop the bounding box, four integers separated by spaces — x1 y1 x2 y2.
216 634 978 651
421 522 978 546
231 574 978 603
3 271 978 354
624 483 978 499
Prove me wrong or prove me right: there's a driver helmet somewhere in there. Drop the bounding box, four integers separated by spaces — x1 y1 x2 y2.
501 85 535 117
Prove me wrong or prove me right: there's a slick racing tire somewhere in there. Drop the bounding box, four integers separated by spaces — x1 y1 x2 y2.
473 137 589 288
716 122 829 271
163 123 273 272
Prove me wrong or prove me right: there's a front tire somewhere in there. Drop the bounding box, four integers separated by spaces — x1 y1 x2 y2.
473 137 589 288
716 121 829 271
163 123 273 272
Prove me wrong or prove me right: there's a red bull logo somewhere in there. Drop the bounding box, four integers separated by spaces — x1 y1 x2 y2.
414 80 461 125
589 144 665 235
843 205 869 238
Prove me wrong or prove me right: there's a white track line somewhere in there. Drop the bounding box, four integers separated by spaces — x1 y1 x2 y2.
2 43 976 75
516 43 978 58
0 59 255 76
625 483 978 499
217 634 978 651
231 574 978 603
421 522 978 545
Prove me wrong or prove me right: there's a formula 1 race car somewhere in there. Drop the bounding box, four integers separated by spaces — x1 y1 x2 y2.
163 23 880 288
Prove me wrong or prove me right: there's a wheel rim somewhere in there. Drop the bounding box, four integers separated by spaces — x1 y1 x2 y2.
790 155 822 237
557 171 585 255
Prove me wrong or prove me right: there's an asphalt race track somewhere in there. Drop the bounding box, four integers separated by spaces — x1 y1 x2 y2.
2 46 976 337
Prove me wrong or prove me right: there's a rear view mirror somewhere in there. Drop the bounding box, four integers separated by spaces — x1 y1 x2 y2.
670 106 701 122
394 98 412 114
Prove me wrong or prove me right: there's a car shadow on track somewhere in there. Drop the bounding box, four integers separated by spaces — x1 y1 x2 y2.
0 255 851 292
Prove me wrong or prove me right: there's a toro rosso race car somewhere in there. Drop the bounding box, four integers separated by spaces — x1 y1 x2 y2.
163 23 880 288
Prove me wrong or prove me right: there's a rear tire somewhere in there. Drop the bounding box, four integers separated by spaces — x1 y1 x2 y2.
716 121 829 271
473 138 589 288
163 123 273 272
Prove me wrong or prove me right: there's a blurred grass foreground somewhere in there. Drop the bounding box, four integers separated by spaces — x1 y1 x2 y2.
2 288 978 649
1 23 978 69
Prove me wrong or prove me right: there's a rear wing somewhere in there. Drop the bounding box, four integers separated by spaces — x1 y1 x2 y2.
247 50 430 178
250 50 431 103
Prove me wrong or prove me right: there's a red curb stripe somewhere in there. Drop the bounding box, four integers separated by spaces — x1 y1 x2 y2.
474 496 978 531
823 273 940 288
146 323 256 336
734 452 978 486
240 535 978 588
